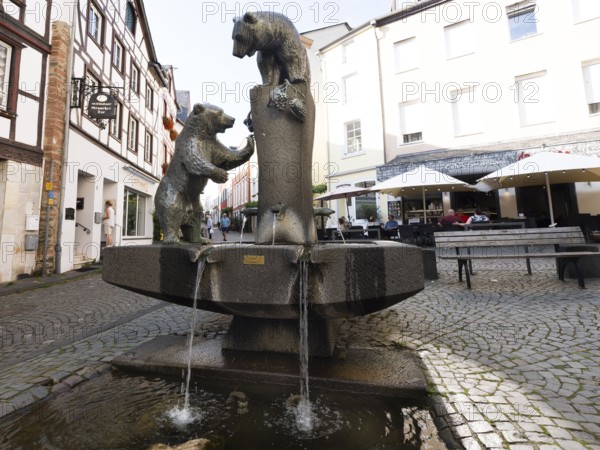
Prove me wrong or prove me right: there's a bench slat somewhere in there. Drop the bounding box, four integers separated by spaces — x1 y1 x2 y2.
439 251 598 260
433 226 594 289
435 226 585 247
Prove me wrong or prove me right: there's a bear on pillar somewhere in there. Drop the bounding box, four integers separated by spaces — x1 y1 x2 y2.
232 11 311 86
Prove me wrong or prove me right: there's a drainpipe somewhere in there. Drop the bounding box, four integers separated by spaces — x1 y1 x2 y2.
372 20 387 165
372 20 389 219
55 10 77 274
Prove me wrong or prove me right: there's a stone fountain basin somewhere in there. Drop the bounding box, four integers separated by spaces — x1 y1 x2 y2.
102 241 424 320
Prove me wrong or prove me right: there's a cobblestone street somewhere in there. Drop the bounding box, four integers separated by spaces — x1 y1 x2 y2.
0 240 599 449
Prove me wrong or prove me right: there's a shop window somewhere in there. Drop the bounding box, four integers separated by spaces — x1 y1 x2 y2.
123 188 146 236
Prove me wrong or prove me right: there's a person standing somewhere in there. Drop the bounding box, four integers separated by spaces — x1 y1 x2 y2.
206 215 213 239
102 200 115 247
220 213 231 241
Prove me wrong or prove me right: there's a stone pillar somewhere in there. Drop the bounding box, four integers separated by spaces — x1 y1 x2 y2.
36 22 71 274
251 82 317 245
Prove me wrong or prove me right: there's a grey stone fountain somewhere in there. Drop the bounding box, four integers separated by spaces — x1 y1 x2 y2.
103 11 425 393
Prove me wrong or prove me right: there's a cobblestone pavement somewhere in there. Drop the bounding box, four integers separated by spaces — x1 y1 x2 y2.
0 240 599 450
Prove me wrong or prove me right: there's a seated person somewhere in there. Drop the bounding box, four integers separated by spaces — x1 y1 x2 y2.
363 216 380 238
456 208 470 223
461 208 490 226
438 209 463 228
338 216 350 239
383 214 399 238
325 214 338 240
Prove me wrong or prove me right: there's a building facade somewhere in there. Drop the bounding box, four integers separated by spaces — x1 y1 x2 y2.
320 0 600 225
0 0 52 281
37 0 177 274
317 24 385 224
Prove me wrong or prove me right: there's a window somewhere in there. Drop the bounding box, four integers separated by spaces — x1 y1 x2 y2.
130 64 139 94
572 0 600 22
450 88 482 136
445 20 474 59
125 1 137 34
109 101 122 138
145 83 153 110
345 120 362 154
582 62 600 114
354 181 377 220
123 188 146 236
342 40 356 64
83 71 100 114
343 74 359 104
0 41 13 110
112 39 124 72
88 2 103 44
515 72 554 126
394 37 418 73
399 102 424 144
127 115 138 151
507 2 538 41
144 130 153 162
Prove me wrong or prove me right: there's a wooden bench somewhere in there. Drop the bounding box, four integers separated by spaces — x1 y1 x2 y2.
434 226 598 289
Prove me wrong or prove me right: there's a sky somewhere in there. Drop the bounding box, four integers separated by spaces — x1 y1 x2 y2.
144 1 392 147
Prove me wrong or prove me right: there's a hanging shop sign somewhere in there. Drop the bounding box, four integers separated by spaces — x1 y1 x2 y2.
87 92 117 119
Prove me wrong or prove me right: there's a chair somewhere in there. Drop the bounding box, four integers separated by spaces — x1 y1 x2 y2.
438 223 463 232
367 226 381 239
397 225 415 244
415 223 436 246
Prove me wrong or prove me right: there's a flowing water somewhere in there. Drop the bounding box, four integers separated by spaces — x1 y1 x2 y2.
272 213 277 246
296 258 312 432
167 257 207 426
239 216 247 244
0 371 445 449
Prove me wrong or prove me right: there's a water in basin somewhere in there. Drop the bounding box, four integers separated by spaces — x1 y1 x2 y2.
0 371 445 449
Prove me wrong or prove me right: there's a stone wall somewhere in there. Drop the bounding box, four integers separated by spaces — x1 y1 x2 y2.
36 21 71 275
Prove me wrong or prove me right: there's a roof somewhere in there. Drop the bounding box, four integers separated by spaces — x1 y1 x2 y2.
135 0 168 87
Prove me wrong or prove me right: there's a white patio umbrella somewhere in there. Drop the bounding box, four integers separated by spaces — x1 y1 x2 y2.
370 165 473 222
314 184 373 219
478 152 600 224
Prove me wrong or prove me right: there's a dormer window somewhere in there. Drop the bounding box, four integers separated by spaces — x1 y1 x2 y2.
125 2 137 35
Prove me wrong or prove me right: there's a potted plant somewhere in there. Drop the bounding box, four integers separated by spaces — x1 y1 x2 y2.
161 162 169 175
162 115 174 130
169 129 178 141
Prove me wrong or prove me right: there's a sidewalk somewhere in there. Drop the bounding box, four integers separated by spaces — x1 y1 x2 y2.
0 246 598 449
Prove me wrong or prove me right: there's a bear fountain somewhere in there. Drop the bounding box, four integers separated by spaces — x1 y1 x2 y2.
103 11 425 390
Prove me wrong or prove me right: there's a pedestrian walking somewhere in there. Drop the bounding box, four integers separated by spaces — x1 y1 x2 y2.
220 213 231 241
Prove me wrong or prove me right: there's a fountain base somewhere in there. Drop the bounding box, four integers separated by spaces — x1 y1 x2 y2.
112 334 427 399
223 316 342 356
